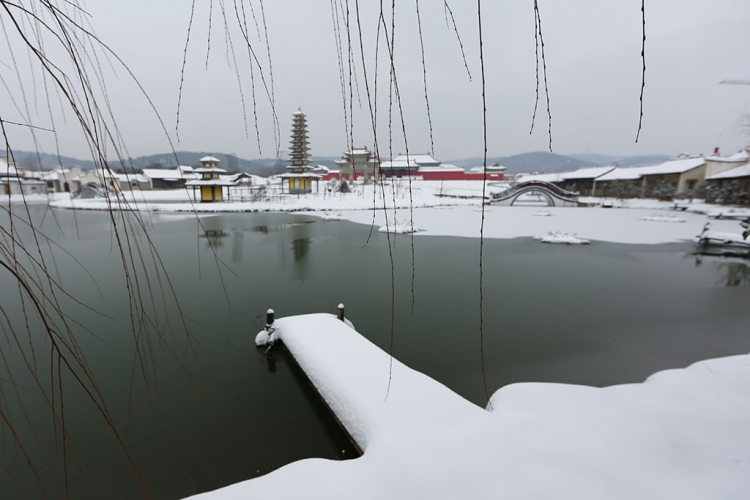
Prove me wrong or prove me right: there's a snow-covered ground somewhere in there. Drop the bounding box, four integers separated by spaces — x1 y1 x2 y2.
336 205 742 245
30 181 748 245
190 313 750 500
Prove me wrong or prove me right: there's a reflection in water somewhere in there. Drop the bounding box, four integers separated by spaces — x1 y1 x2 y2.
251 221 314 234
232 230 244 263
203 229 228 248
719 262 750 287
201 216 229 248
692 254 750 287
292 238 311 262
264 349 278 373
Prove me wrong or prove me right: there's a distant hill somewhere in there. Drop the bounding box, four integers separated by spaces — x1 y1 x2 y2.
1 150 97 170
1 150 290 176
449 152 596 174
4 149 672 176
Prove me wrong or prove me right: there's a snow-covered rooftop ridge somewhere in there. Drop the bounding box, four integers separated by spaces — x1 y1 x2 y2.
391 153 440 166
706 162 750 180
562 165 617 179
199 155 221 163
596 157 705 181
192 313 750 500
706 150 749 163
142 168 199 180
517 166 616 183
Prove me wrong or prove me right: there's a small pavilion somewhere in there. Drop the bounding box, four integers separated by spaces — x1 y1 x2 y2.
186 156 236 202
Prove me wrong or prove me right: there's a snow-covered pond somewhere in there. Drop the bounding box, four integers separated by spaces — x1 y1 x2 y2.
2 204 750 498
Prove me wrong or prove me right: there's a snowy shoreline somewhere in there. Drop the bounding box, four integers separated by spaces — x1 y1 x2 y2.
6 181 743 245
189 313 750 500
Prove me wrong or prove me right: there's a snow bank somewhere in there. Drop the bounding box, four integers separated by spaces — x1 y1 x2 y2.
533 232 590 244
640 215 687 223
42 182 748 245
339 205 742 245
378 223 420 234
190 314 750 500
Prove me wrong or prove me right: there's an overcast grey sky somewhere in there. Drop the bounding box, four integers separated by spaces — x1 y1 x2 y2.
3 1 750 162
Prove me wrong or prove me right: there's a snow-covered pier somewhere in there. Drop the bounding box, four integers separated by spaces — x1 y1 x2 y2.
193 313 750 499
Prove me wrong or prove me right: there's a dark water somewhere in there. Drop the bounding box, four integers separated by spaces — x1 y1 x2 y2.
2 206 750 499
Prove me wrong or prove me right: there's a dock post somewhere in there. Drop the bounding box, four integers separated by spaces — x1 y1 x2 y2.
337 303 345 322
266 309 275 330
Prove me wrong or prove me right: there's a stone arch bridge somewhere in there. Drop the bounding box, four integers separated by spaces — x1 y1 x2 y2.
489 180 580 207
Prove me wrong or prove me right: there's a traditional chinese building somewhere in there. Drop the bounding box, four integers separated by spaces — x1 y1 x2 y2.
186 155 235 202
279 110 320 194
335 146 379 180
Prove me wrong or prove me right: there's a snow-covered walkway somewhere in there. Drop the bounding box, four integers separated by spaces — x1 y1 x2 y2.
189 313 750 500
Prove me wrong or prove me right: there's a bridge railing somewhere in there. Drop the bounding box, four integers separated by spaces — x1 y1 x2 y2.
490 180 579 201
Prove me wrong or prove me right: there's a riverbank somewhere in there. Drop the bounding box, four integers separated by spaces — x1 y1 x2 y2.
25 181 747 245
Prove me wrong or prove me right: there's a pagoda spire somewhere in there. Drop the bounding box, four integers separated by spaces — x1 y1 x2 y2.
289 109 310 168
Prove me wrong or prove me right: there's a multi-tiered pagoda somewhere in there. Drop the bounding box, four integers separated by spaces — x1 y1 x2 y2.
280 110 320 194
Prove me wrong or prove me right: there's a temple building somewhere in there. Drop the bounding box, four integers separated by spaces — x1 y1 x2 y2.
186 155 235 202
335 146 379 180
280 110 320 194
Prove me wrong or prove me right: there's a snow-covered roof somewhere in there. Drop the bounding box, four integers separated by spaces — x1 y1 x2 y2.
185 179 237 186
199 156 221 163
518 166 615 183
642 157 705 175
142 168 199 180
596 158 704 182
706 150 749 163
391 153 440 166
706 163 750 180
117 173 149 183
596 166 648 181
518 172 563 183
380 160 419 170
194 167 228 174
0 164 21 178
278 172 322 179
562 165 617 180
417 163 464 173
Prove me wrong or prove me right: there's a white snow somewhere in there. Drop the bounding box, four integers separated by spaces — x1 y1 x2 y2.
378 222 420 234
640 215 687 223
533 232 590 244
35 181 747 245
707 207 750 220
596 158 705 181
320 213 343 221
192 313 750 500
697 229 750 247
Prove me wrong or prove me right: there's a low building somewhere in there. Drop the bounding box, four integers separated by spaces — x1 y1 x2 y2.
1 160 45 195
142 166 198 190
380 153 502 180
77 168 121 193
117 173 151 191
521 166 616 195
593 156 706 197
42 165 86 193
705 163 750 204
704 149 749 179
